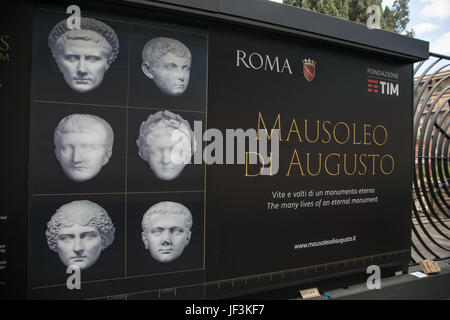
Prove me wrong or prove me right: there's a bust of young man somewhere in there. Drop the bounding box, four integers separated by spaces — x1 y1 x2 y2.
54 114 114 182
136 110 196 181
141 201 192 263
48 17 119 93
46 200 115 270
141 37 192 96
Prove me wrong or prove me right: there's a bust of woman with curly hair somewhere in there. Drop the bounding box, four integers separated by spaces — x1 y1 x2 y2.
46 200 115 270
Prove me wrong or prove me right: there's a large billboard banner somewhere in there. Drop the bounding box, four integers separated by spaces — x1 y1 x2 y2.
20 1 416 299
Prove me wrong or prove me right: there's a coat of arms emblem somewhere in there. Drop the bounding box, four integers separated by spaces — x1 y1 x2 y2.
302 58 316 81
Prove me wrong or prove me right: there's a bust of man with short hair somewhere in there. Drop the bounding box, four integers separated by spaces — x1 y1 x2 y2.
141 201 192 263
136 110 196 181
54 114 114 182
46 200 115 270
48 17 119 93
141 37 192 96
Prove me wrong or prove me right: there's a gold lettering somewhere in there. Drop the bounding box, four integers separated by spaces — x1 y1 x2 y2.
380 154 394 174
363 124 372 145
368 154 380 175
322 120 331 143
333 122 350 144
0 52 9 62
286 149 304 176
304 119 320 143
245 152 265 177
286 118 302 142
0 35 9 51
343 154 357 175
324 153 340 176
257 112 282 141
306 153 322 176
352 123 361 145
358 154 367 175
373 125 388 146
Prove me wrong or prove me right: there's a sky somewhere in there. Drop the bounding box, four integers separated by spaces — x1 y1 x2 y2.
269 0 450 72
384 0 450 55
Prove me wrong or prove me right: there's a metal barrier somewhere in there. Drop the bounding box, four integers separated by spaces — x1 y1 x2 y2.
412 52 450 263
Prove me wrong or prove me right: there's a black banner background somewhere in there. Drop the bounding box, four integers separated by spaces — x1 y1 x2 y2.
205 24 412 295
1 1 415 300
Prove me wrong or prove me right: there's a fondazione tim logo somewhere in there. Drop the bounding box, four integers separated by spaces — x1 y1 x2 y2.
367 67 400 96
236 49 317 82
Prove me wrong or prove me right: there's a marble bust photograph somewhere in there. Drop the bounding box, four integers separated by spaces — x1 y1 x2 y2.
54 114 114 182
136 110 196 181
141 201 193 263
141 37 192 96
45 200 115 270
48 17 120 93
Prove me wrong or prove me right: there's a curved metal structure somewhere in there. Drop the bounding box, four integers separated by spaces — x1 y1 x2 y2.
412 52 450 263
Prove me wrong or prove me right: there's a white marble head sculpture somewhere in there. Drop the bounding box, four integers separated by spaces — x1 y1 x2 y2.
141 201 192 263
54 114 114 182
48 17 119 93
136 110 196 181
46 200 115 270
141 37 192 96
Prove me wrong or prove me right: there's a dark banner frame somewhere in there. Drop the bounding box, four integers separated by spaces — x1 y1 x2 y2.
1 0 426 300
1 0 34 300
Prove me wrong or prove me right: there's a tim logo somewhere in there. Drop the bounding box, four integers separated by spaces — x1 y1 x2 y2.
368 79 399 96
367 68 399 96
367 79 379 93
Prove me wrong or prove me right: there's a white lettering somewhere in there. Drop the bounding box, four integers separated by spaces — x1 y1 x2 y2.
281 58 293 74
236 49 249 68
390 83 399 96
236 50 292 74
265 55 280 72
379 81 386 94
249 52 264 69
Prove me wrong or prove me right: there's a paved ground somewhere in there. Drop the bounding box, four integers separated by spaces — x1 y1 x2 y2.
411 216 450 262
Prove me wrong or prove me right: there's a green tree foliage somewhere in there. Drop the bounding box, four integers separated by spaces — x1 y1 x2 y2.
383 0 415 36
283 0 414 36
